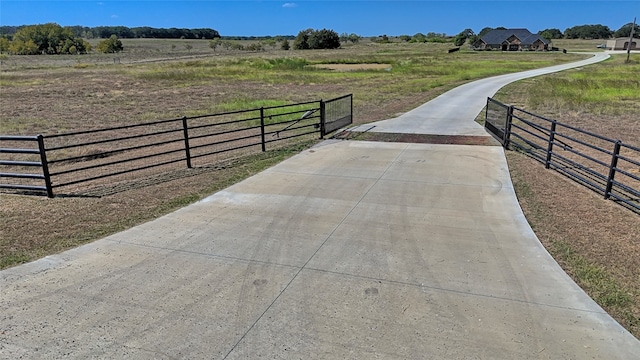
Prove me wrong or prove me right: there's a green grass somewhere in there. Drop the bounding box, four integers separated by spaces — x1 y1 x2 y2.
128 44 586 94
549 237 639 336
526 56 640 114
551 240 633 307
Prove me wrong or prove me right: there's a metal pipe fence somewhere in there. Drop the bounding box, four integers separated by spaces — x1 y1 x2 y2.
0 95 352 197
0 135 53 197
485 97 640 214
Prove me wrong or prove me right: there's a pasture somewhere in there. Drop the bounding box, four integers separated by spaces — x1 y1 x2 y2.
1 38 638 337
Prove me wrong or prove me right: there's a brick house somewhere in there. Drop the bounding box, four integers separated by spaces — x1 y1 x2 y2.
473 28 550 51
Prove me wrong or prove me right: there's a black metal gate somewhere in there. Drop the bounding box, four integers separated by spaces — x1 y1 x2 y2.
321 94 353 137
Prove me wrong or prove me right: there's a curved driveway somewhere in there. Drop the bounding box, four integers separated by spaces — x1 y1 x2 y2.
351 52 610 136
2 52 639 359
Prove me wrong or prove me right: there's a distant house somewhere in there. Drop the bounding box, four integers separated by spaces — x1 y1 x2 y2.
473 29 550 51
606 38 638 50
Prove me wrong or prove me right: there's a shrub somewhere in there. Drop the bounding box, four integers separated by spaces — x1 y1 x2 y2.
96 35 123 53
308 29 340 49
294 28 340 50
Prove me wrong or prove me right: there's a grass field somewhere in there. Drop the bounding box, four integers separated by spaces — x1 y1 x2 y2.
1 38 638 337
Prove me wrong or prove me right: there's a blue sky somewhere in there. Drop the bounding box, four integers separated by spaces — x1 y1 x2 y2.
0 1 637 36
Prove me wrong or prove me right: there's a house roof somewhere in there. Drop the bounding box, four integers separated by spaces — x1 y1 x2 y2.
480 28 550 45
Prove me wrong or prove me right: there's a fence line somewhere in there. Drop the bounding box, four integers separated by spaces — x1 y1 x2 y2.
485 97 640 214
0 95 352 197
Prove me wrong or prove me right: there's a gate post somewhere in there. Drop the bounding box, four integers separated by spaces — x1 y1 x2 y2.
320 100 326 139
604 141 621 199
545 120 557 169
37 134 54 198
485 97 490 124
503 106 514 149
181 116 192 168
260 107 266 152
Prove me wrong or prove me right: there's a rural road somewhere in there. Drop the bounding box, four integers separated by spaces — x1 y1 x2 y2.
2 52 639 359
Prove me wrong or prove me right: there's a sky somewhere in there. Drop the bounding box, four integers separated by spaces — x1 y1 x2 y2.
0 1 638 37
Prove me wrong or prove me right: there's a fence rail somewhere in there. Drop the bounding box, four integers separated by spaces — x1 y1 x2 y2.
0 95 352 197
485 97 640 214
0 135 53 197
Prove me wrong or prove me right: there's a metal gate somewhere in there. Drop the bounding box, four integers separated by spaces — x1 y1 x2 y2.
321 94 353 137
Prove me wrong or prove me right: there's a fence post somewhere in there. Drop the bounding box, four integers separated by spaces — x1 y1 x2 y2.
485 98 490 124
545 120 557 169
260 107 266 152
604 141 621 199
320 100 326 139
181 116 192 169
37 134 54 198
502 105 514 149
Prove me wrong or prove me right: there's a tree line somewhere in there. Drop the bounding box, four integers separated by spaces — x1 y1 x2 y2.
2 21 636 56
0 24 128 55
1 24 220 40
540 23 638 40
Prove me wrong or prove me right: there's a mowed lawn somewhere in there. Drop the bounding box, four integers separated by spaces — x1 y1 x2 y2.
1 38 638 337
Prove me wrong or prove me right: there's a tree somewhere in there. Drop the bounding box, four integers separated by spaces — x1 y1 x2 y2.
8 39 39 55
460 28 475 37
477 27 493 38
209 38 220 51
293 28 312 49
281 39 290 50
410 33 426 43
398 35 411 42
564 24 612 39
184 43 193 53
96 35 123 53
538 28 563 40
453 28 475 46
293 28 340 49
614 23 640 38
11 23 89 54
220 40 232 50
309 29 340 49
347 33 361 44
0 37 10 53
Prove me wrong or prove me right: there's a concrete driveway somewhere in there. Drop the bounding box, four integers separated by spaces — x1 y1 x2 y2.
350 52 610 136
2 52 639 359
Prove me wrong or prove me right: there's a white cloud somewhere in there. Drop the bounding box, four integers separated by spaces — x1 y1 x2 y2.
111 15 119 19
282 3 297 8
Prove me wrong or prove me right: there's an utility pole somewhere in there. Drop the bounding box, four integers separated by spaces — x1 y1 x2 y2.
627 17 636 63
